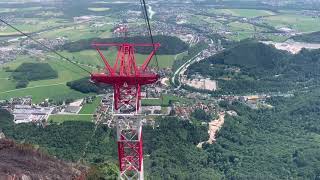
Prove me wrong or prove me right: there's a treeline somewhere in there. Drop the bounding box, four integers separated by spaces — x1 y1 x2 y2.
291 31 320 43
9 63 58 89
187 40 320 94
61 35 189 55
0 108 118 167
66 77 110 94
0 109 220 179
2 89 320 179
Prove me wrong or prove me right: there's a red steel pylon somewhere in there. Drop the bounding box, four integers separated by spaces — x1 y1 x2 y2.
91 42 160 179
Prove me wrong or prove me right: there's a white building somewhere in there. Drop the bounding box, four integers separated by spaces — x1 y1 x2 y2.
13 105 53 124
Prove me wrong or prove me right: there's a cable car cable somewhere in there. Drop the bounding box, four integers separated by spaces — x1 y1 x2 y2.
0 18 92 75
140 0 160 71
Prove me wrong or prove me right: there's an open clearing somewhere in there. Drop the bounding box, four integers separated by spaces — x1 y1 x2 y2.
0 84 86 103
79 97 102 114
88 7 110 12
48 114 93 123
0 18 67 36
0 46 174 103
263 13 320 32
210 9 275 18
39 23 113 40
60 49 176 68
142 95 183 106
0 55 92 103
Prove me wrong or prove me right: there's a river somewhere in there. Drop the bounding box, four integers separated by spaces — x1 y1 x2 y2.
147 4 155 19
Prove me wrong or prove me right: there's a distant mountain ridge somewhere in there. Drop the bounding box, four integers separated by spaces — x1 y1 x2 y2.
61 35 189 55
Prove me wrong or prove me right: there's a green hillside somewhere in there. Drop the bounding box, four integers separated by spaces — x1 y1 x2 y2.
187 41 320 94
2 88 320 179
205 41 288 69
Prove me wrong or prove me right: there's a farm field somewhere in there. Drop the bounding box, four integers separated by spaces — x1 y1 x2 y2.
88 7 110 12
79 97 102 114
0 54 93 103
59 49 176 68
0 79 16 92
142 95 183 106
48 114 93 123
263 13 320 32
0 18 68 36
210 8 275 18
39 23 113 41
0 84 86 103
0 45 175 103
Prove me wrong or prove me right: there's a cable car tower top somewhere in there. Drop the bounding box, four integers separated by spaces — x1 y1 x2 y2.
91 42 160 115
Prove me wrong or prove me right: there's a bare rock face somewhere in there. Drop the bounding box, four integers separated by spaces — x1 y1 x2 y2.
0 132 5 139
21 174 32 180
0 138 87 180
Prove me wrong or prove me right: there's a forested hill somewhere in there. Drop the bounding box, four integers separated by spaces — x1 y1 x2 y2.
187 40 320 94
203 41 289 69
205 89 320 179
61 35 189 55
291 31 320 43
2 91 320 179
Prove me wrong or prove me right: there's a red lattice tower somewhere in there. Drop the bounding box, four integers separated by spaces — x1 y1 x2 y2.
91 42 160 180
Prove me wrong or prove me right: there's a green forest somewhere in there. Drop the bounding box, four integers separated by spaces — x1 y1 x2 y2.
2 87 320 179
187 40 320 94
9 63 58 88
66 77 110 93
291 31 320 43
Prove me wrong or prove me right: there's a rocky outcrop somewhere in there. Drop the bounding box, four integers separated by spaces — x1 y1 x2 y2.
0 138 87 180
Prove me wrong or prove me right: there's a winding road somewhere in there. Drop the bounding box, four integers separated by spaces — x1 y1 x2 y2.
171 51 204 89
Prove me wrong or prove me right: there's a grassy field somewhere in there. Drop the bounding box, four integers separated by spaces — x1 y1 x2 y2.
0 45 175 103
211 9 275 18
141 95 182 106
263 13 320 32
228 21 255 31
0 54 93 103
88 7 110 12
0 79 16 92
59 49 176 68
0 18 67 36
0 7 42 13
48 114 93 123
79 97 102 114
0 84 86 103
225 22 255 40
39 23 113 40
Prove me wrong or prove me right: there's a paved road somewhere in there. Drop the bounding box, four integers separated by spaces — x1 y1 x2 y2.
171 51 204 89
0 83 65 94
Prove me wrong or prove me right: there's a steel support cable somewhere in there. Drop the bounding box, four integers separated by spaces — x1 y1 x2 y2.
0 18 92 75
140 0 160 71
139 0 164 105
0 18 106 165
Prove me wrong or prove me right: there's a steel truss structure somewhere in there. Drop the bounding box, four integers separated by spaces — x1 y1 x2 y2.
91 42 160 179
